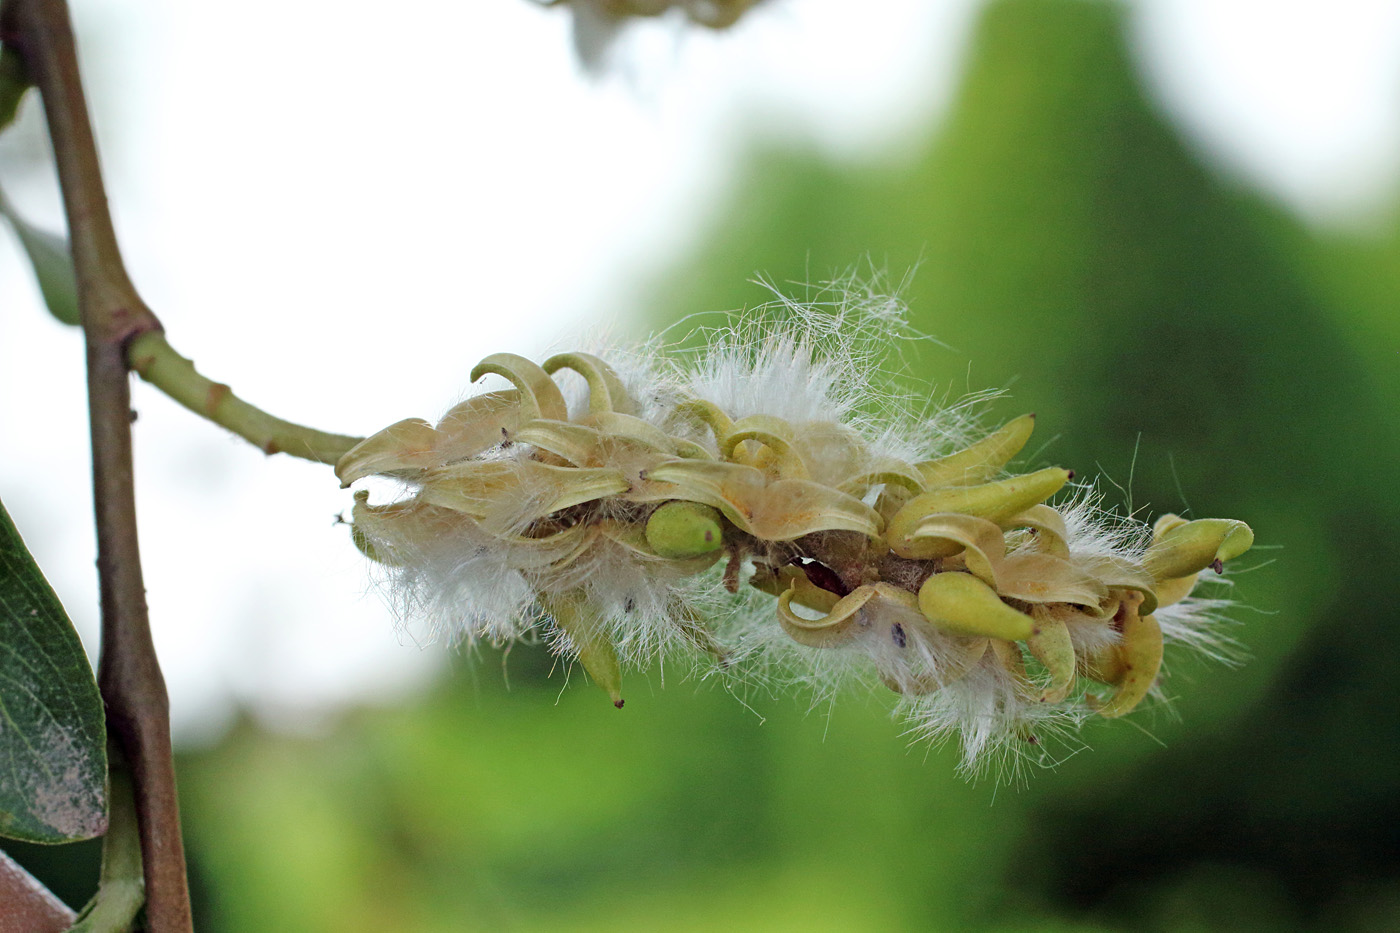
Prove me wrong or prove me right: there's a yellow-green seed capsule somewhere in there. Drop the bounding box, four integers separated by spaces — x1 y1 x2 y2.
916 413 1037 487
542 351 637 415
888 467 1073 559
348 524 386 565
1026 612 1077 703
917 571 1036 641
470 352 569 422
545 593 625 709
1088 595 1163 719
1143 518 1254 582
644 501 725 559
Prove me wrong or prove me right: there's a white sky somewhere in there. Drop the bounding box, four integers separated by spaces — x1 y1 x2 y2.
1130 0 1400 223
1 0 1397 743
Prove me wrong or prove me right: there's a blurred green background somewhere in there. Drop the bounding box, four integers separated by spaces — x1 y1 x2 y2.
17 0 1400 928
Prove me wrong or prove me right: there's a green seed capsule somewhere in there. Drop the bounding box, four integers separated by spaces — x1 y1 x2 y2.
917 571 1035 641
1144 518 1254 582
645 501 725 559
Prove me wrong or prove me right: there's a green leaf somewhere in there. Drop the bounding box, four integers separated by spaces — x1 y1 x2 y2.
0 497 107 843
0 190 81 327
0 44 32 134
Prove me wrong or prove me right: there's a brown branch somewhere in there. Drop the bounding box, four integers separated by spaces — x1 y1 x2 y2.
4 0 191 928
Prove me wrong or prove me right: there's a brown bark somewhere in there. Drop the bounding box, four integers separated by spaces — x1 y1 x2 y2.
4 0 191 927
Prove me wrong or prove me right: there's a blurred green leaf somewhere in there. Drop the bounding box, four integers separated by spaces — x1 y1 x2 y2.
0 190 80 327
0 44 32 133
0 497 107 844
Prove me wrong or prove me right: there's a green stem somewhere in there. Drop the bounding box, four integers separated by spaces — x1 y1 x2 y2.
128 332 363 465
69 751 145 933
0 184 362 464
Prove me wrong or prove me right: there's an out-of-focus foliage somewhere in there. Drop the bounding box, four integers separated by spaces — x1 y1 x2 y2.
0 190 81 326
180 671 1030 931
53 0 1394 928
